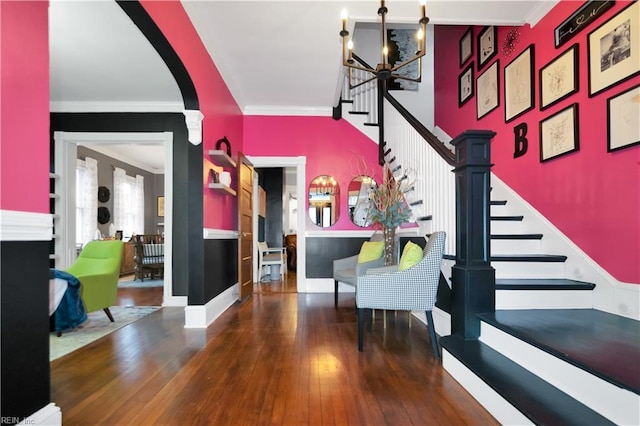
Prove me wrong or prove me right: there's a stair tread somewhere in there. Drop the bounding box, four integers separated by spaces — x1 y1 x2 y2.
490 200 507 205
341 99 354 104
443 254 567 262
476 309 640 394
363 122 379 127
491 215 524 221
441 334 614 425
495 278 595 290
348 111 369 115
492 254 567 262
491 234 543 240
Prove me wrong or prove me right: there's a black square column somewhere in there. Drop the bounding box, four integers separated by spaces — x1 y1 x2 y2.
450 130 496 340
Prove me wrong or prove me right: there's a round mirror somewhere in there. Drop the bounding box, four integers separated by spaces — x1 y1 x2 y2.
348 175 377 227
308 175 340 228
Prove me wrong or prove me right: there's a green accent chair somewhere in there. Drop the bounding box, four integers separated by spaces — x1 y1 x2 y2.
66 240 124 322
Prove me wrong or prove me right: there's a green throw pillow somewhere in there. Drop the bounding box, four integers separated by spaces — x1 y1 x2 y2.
399 241 423 271
357 241 384 263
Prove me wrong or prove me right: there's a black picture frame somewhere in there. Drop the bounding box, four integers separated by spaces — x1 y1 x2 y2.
477 26 497 71
587 1 639 97
555 1 615 49
540 43 580 111
458 64 474 107
607 84 640 152
504 45 535 123
539 103 580 162
459 27 473 67
476 60 500 119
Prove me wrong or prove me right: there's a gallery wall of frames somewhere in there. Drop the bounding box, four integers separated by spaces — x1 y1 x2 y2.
434 0 639 284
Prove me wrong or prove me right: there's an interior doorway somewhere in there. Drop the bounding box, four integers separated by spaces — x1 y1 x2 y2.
248 156 306 293
53 131 181 306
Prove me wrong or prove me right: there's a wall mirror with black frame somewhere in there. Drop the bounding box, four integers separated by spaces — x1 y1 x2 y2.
308 175 339 228
347 175 376 227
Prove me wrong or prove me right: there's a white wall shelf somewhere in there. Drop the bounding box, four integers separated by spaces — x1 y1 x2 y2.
208 183 236 196
208 150 236 168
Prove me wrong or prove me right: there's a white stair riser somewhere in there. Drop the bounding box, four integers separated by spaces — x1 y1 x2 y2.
479 322 640 425
491 220 523 234
493 261 565 278
496 290 593 309
492 239 541 254
343 113 378 142
442 351 534 425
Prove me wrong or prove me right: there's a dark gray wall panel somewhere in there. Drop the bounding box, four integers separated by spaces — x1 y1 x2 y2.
203 239 238 303
1 241 50 421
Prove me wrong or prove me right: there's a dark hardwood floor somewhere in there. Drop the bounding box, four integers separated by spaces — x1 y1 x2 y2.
51 270 498 425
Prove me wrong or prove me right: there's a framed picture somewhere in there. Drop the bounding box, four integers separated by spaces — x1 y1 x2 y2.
459 27 473 67
476 60 500 119
588 1 640 97
607 84 640 152
555 0 615 48
504 45 535 122
458 64 474 107
157 196 165 217
477 26 497 70
540 44 579 111
539 103 580 162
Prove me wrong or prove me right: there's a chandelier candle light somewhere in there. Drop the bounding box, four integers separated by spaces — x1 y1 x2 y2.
340 0 429 89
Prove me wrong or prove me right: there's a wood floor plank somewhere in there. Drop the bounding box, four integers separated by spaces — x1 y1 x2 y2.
52 286 499 426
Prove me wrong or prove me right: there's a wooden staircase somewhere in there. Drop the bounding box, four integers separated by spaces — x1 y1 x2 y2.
337 73 640 425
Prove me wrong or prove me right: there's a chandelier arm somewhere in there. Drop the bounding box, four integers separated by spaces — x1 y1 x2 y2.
343 62 377 74
389 52 425 73
349 74 378 90
389 74 422 83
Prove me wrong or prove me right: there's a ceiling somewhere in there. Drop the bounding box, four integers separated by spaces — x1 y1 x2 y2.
49 0 556 170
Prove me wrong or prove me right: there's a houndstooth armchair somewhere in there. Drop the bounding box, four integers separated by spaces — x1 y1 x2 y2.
356 231 446 358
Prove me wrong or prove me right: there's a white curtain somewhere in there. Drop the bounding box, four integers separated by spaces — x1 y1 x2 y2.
76 157 98 246
113 167 144 239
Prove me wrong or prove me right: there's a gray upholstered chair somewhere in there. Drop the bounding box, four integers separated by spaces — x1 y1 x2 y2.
332 232 385 307
356 231 446 358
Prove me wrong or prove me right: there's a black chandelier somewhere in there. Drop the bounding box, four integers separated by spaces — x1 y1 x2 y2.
340 0 429 89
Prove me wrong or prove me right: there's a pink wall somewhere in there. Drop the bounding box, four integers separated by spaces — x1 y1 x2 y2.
434 1 640 283
141 1 243 230
244 116 382 231
0 1 50 214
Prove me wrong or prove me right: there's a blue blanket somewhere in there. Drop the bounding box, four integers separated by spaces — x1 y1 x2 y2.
50 269 87 332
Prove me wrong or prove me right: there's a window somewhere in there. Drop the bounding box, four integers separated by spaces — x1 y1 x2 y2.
76 157 98 246
113 167 144 239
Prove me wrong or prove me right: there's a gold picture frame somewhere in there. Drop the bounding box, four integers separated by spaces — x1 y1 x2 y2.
588 1 640 97
157 196 165 217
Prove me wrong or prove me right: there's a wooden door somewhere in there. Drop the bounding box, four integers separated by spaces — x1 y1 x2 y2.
237 152 254 299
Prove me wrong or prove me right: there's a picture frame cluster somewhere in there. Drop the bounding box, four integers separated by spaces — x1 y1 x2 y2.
455 0 639 159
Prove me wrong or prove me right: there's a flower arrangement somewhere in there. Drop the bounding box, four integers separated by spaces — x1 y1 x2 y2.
368 164 412 229
367 164 412 264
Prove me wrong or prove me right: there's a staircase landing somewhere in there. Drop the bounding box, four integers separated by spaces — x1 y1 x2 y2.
478 309 640 393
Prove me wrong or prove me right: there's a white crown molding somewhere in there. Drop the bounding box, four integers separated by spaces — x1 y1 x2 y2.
49 101 184 113
0 210 53 241
183 110 204 146
243 105 332 117
203 228 239 239
524 0 559 28
84 144 164 174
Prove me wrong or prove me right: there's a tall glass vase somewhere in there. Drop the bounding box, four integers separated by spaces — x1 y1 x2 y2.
383 226 398 266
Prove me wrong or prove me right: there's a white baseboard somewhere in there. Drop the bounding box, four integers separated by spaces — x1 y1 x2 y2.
304 278 336 293
184 284 237 328
163 295 187 307
442 351 532 426
18 403 61 426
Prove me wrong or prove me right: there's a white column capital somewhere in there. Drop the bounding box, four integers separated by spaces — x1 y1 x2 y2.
183 110 204 145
